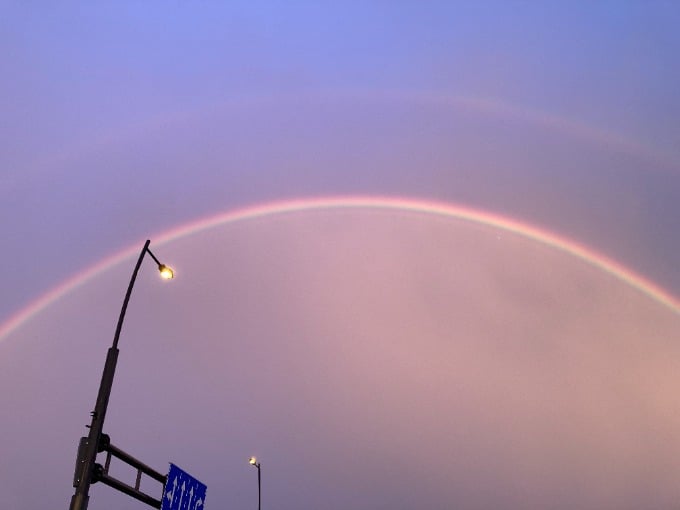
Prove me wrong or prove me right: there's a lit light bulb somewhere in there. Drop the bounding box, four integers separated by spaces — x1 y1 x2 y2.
158 264 174 279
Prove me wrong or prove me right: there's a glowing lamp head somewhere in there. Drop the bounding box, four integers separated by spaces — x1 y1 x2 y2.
249 457 258 466
158 264 174 279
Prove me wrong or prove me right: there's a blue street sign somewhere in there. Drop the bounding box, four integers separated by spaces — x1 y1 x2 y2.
161 463 207 510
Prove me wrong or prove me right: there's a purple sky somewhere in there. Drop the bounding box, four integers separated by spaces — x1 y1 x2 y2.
2 2 680 509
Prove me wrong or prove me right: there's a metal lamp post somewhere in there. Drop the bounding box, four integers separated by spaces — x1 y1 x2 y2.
69 240 174 510
249 457 261 510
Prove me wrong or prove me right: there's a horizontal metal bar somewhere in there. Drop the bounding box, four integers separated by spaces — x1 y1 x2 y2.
104 442 167 484
96 471 162 509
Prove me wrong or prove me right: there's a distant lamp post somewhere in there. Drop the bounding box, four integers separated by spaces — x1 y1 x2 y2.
249 457 261 510
69 240 174 510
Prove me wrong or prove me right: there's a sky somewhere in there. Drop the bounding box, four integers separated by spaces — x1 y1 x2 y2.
1 2 680 509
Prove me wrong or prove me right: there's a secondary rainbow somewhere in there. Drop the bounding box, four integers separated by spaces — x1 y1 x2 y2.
1 195 678 342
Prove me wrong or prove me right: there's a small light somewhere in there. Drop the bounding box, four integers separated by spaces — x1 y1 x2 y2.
249 457 258 466
158 264 174 279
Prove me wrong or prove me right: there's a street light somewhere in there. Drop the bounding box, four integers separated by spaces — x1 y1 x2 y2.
69 240 174 510
249 457 261 510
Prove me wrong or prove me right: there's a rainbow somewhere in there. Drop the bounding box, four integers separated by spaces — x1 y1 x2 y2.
28 91 678 182
1 196 678 342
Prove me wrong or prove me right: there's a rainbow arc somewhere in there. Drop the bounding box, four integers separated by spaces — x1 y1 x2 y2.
1 196 678 342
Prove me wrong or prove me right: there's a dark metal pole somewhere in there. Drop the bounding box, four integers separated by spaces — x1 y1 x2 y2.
257 464 261 510
69 240 151 510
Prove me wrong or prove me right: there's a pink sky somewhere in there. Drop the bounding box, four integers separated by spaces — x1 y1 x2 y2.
2 3 680 509
2 209 679 509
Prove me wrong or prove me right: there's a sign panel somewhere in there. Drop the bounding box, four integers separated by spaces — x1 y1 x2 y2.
161 463 207 510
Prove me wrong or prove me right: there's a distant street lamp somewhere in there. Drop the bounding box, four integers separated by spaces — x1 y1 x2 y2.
249 456 261 510
69 240 174 510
